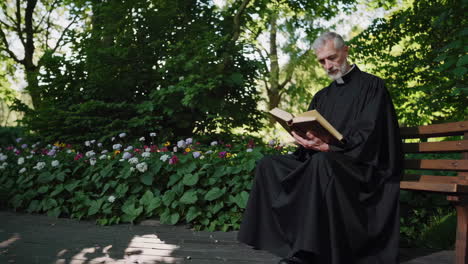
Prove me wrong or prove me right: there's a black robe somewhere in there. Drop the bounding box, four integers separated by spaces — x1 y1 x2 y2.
237 66 403 264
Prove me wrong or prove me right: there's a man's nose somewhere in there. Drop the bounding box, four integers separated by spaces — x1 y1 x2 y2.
324 60 332 70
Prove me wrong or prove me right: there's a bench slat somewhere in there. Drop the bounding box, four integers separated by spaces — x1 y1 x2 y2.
405 159 468 171
400 181 468 193
402 174 467 183
400 121 468 138
403 140 468 153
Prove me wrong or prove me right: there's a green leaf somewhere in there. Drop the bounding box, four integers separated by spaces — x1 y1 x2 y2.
88 199 103 216
160 210 179 225
37 185 50 194
50 184 64 197
56 171 66 182
140 190 154 205
204 187 225 201
167 173 183 187
453 67 467 78
116 184 129 196
47 207 61 218
182 173 199 186
233 191 249 209
27 200 40 213
456 55 468 67
140 172 153 185
37 172 54 183
162 191 176 206
210 201 224 214
180 190 198 204
186 206 201 222
65 181 79 192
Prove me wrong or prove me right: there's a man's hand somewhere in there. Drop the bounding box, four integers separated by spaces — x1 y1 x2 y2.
292 131 330 152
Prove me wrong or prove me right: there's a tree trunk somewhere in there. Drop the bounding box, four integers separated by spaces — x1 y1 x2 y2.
267 12 280 126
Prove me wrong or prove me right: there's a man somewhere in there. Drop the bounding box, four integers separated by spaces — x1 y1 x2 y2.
238 32 403 264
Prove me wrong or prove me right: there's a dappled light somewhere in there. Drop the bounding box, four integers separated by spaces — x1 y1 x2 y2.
0 233 20 248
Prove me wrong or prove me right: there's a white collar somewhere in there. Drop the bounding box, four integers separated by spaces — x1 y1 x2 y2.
336 64 355 84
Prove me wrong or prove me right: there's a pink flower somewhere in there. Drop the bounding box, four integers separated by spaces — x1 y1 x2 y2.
169 155 179 164
74 153 84 161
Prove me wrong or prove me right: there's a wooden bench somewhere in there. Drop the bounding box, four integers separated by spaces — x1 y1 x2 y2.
400 120 468 264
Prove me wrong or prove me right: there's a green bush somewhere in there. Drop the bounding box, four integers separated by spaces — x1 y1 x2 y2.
0 135 290 231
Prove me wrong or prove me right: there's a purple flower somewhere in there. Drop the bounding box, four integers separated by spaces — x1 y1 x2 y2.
47 149 57 156
21 144 28 149
218 151 227 158
192 151 201 159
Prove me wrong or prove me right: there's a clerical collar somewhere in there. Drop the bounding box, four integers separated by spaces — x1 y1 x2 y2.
335 64 356 84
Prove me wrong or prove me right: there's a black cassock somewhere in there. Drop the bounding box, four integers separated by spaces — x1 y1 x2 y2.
238 66 403 264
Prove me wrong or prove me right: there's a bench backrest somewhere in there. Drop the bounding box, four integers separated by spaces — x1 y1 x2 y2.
400 121 468 189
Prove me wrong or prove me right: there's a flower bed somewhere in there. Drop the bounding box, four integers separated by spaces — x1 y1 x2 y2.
0 134 292 231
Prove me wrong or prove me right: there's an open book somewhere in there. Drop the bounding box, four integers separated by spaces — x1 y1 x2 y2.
269 107 343 145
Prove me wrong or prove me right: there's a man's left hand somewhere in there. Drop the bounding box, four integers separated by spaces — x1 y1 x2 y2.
292 131 330 152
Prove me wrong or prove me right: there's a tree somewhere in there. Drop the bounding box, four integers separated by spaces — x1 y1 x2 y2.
20 0 263 144
350 0 467 125
0 0 80 109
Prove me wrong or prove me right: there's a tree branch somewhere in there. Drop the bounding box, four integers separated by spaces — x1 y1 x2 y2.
231 0 252 42
15 0 26 47
50 14 78 54
0 27 22 64
34 0 60 32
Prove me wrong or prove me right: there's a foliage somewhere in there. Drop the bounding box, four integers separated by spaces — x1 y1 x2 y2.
350 0 467 126
0 134 292 231
14 0 263 144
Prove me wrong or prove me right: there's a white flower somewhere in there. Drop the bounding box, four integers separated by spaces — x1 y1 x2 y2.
139 137 145 142
136 162 148 173
101 150 108 154
200 155 205 160
15 137 22 143
90 158 97 166
210 141 218 146
85 150 96 158
0 153 7 161
85 141 91 147
111 137 115 141
192 151 201 158
112 144 122 150
51 160 60 167
145 148 151 152
246 148 253 152
97 143 103 147
128 157 139 164
141 152 151 158
19 168 26 174
122 152 132 159
108 195 116 203
130 167 135 172
26 155 33 159
0 162 7 170
99 154 107 160
119 133 126 138
179 76 184 81
177 140 186 148
47 149 56 156
160 154 170 162
66 149 72 154
185 138 193 145
30 150 35 154
90 140 96 144
287 151 294 155
17 157 25 165
205 150 213 154
124 146 133 151
150 132 156 137
173 147 178 152
33 162 46 170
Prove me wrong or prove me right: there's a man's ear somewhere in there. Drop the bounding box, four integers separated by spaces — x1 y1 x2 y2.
343 45 349 55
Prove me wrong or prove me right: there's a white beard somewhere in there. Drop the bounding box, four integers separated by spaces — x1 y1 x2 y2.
328 62 349 80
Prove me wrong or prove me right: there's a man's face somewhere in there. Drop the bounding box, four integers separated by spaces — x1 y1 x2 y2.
315 39 349 80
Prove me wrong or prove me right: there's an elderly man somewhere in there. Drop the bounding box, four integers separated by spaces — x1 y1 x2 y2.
238 32 403 264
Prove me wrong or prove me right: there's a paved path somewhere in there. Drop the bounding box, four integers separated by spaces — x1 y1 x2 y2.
0 211 454 264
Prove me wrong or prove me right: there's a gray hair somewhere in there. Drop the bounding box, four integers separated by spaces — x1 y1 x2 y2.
312 32 346 51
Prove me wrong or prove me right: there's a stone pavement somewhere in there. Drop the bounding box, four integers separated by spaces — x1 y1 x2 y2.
0 210 454 264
